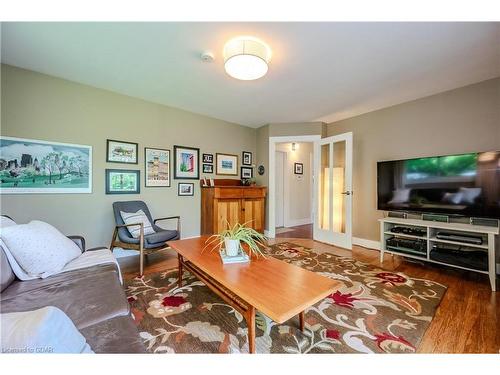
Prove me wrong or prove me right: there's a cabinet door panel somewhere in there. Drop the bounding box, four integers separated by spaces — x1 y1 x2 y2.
242 199 264 233
216 199 241 232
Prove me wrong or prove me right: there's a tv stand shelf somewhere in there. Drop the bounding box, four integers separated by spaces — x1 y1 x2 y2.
379 217 498 291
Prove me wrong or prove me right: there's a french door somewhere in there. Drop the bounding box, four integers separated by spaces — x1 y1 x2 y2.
313 132 353 249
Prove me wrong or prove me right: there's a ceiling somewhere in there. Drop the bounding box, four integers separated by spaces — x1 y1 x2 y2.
2 22 499 127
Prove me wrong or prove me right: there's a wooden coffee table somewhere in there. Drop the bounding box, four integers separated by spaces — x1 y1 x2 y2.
168 237 341 353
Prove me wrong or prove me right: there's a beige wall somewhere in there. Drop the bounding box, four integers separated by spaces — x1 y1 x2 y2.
276 142 313 225
327 77 500 242
0 64 257 248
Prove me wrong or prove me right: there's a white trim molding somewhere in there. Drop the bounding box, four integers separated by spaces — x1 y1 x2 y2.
285 218 313 227
352 237 381 251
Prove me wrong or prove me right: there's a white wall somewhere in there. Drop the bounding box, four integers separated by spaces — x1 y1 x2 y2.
276 142 313 227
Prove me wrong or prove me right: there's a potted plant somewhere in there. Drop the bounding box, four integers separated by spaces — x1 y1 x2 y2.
204 221 268 258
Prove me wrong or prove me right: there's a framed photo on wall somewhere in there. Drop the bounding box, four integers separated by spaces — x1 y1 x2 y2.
203 153 213 163
174 145 200 179
0 136 92 194
178 182 194 196
105 169 140 194
242 151 252 166
241 166 253 179
144 147 170 187
203 164 213 174
216 153 238 176
294 162 304 175
106 139 138 164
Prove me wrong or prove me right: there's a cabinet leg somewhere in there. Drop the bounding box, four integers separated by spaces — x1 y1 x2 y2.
488 234 496 292
299 311 305 332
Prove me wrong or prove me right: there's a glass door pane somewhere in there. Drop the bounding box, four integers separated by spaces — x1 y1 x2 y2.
332 140 346 234
319 143 330 230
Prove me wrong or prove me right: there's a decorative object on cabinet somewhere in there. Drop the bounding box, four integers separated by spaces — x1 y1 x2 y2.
242 151 252 166
106 139 138 164
200 179 266 235
216 153 238 176
145 147 170 187
178 182 194 196
0 136 92 194
105 169 140 194
174 145 200 180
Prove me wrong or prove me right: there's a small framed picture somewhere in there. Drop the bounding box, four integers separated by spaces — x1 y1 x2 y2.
242 151 252 166
105 169 140 194
216 153 238 176
203 164 213 174
241 167 253 179
294 162 303 175
203 153 213 163
145 147 170 187
174 145 200 180
106 139 138 164
178 182 194 196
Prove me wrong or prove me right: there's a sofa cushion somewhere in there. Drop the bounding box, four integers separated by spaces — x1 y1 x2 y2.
0 220 81 279
1 306 93 354
0 246 15 292
0 267 130 329
145 229 179 245
80 316 146 353
120 210 155 238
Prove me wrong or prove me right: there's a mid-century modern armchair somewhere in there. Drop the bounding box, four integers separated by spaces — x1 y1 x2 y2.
110 201 180 276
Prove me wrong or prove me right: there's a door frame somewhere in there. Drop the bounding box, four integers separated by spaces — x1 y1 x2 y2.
268 135 322 238
274 150 286 228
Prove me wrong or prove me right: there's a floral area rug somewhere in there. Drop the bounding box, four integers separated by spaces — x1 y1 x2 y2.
124 242 447 353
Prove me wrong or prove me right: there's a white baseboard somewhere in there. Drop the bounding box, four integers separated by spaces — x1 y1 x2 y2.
352 237 381 251
264 230 272 238
284 218 312 227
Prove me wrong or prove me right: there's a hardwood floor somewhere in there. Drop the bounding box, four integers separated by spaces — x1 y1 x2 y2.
119 237 500 353
276 224 313 239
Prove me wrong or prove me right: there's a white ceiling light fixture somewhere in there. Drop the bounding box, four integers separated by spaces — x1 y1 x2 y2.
223 36 272 81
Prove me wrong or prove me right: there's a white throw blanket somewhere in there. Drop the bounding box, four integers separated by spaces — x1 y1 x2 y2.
61 249 123 284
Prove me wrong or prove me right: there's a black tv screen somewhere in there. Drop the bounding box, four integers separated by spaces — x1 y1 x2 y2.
377 151 500 219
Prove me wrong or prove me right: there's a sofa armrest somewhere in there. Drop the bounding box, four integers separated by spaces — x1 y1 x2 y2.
67 235 86 252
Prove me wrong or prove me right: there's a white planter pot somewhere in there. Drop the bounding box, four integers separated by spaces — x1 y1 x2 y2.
224 238 240 256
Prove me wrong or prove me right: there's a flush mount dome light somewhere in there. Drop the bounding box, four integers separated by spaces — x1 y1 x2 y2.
223 36 272 80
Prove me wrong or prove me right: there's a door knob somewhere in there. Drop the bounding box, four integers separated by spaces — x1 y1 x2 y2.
341 191 352 195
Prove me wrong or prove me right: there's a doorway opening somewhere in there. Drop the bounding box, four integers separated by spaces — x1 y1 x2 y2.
273 141 314 239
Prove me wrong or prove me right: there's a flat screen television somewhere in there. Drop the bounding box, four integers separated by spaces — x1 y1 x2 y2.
377 151 500 219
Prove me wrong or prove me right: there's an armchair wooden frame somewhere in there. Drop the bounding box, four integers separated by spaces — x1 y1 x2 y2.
110 216 180 276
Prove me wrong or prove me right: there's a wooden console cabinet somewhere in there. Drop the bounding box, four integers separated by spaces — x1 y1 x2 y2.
201 179 267 235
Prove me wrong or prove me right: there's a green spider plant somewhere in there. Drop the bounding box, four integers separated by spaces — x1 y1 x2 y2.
203 220 268 258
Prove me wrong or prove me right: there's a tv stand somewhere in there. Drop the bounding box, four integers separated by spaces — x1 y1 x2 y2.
379 217 499 291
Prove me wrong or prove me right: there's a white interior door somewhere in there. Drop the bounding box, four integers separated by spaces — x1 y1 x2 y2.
313 132 353 249
275 151 285 227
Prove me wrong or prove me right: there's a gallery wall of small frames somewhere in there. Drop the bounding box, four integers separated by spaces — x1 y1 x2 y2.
103 139 254 195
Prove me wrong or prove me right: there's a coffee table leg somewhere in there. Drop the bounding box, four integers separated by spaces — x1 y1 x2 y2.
178 254 183 288
246 306 256 354
299 311 305 332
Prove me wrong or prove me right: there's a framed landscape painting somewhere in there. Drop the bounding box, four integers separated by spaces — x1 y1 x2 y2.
216 153 238 176
105 169 140 194
174 145 199 179
145 147 170 187
178 182 194 196
106 139 138 164
0 136 92 194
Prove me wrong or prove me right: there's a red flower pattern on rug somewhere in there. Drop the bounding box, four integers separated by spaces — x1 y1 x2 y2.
124 242 447 353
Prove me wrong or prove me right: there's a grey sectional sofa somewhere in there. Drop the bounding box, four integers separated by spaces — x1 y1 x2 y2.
0 233 145 353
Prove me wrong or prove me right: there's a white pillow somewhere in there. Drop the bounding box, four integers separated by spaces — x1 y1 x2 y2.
459 187 481 204
0 220 81 279
388 188 411 204
120 210 155 238
442 192 464 205
1 306 93 354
